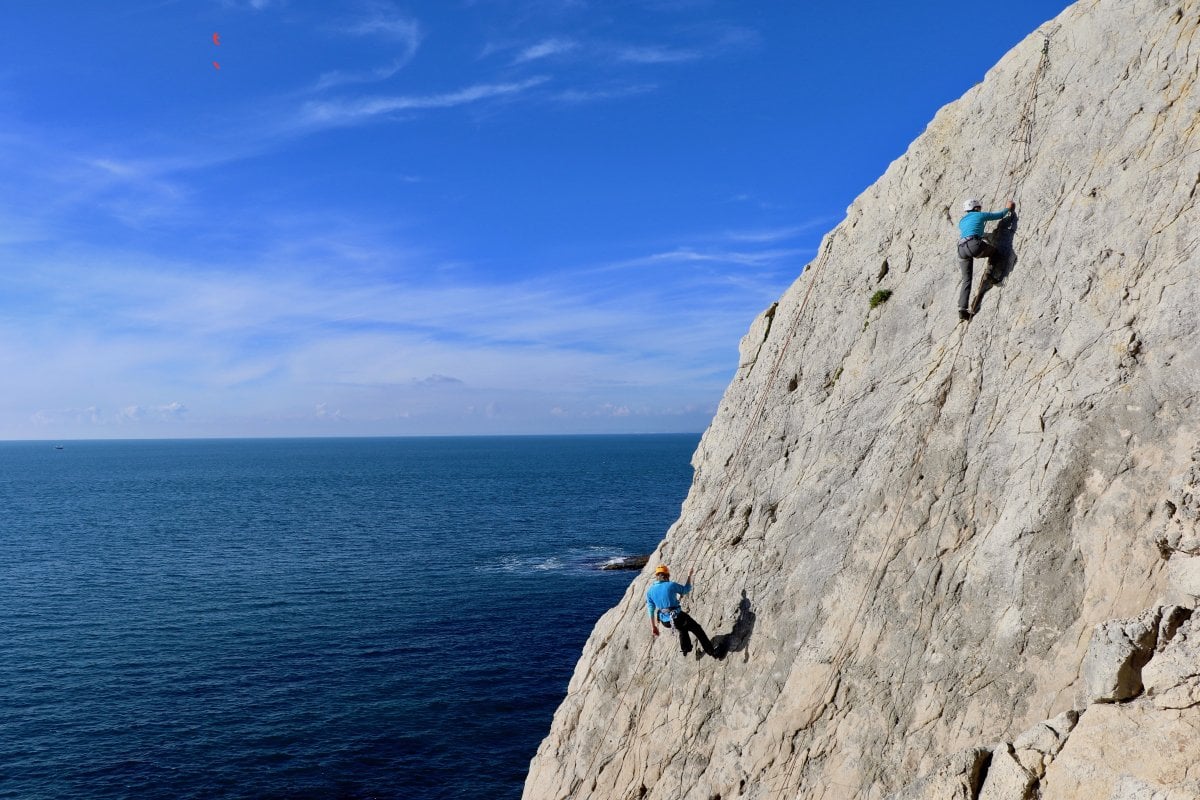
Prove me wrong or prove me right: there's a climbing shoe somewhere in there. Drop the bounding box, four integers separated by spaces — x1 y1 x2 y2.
958 309 973 322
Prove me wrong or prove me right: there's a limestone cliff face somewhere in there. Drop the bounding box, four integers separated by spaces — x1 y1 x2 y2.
523 1 1200 797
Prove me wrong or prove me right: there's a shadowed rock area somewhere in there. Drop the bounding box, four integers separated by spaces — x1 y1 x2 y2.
523 0 1200 797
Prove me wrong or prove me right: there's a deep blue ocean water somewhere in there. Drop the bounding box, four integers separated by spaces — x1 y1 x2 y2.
0 435 699 800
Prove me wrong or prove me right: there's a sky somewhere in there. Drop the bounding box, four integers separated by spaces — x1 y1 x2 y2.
0 0 1073 440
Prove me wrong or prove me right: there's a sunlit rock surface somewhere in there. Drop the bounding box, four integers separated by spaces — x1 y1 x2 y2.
523 0 1200 796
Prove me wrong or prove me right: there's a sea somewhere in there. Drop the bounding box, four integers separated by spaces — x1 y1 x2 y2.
0 435 699 800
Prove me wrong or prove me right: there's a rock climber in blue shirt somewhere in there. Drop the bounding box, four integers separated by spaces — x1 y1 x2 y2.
646 564 722 658
956 197 1015 321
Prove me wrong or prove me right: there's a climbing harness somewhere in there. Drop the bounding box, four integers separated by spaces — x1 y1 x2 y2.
656 606 683 628
731 239 834 464
957 235 992 259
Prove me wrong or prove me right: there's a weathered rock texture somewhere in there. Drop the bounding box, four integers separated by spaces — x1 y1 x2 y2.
1037 612 1200 799
1078 605 1189 704
523 0 1200 797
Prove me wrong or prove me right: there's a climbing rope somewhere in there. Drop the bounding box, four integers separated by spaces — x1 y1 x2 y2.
772 326 972 793
991 35 1053 206
724 236 836 481
570 593 732 798
684 235 836 570
565 633 657 799
564 244 838 793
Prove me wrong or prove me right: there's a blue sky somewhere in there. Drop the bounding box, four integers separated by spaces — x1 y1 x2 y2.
1 0 1071 439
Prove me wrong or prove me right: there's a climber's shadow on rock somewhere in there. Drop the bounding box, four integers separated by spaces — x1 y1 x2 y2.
713 590 756 662
970 212 1020 316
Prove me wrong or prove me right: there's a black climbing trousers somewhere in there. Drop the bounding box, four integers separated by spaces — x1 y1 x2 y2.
956 236 998 312
672 611 718 657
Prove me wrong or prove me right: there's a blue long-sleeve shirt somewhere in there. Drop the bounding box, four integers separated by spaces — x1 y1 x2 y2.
646 579 691 623
958 209 1010 238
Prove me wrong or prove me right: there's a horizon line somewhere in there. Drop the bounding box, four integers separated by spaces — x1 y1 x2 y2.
0 431 707 445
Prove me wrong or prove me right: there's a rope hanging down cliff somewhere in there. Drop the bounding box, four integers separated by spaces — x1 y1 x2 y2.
731 238 835 472
991 34 1054 205
680 236 837 588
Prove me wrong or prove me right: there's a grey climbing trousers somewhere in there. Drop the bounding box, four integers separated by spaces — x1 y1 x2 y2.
956 236 997 311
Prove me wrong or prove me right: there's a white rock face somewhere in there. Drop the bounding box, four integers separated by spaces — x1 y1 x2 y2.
884 747 990 800
976 744 1036 800
1077 606 1187 704
1038 702 1200 799
523 0 1200 797
1142 613 1200 709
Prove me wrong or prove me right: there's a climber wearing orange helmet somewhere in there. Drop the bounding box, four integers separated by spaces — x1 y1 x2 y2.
646 564 722 659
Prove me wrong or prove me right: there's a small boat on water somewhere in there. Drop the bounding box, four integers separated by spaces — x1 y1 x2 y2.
54 445 64 450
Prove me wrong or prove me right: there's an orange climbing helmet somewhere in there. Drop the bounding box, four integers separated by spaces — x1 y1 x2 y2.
653 564 670 578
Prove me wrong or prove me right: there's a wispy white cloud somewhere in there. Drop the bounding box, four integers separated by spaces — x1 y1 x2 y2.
618 246 811 269
298 77 549 128
30 407 102 428
314 59 410 92
595 403 631 417
609 24 758 65
79 157 191 225
311 6 422 91
486 20 758 77
612 44 701 64
28 402 188 432
551 83 657 104
0 124 263 237
119 402 188 423
0 216 803 394
341 5 423 46
314 402 349 420
721 220 834 244
0 262 766 436
414 374 466 387
513 37 578 64
220 0 285 10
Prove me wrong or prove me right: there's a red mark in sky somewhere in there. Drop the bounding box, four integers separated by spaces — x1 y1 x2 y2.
213 32 221 46
213 61 221 70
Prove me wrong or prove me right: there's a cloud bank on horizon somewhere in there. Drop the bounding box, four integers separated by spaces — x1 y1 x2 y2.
0 0 1071 439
